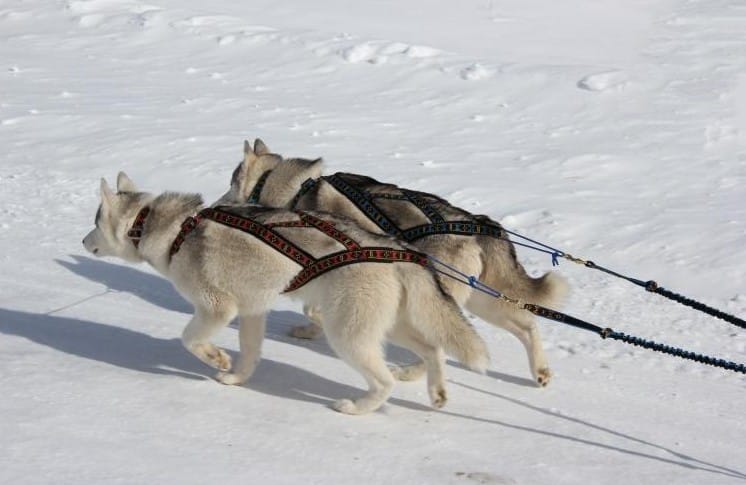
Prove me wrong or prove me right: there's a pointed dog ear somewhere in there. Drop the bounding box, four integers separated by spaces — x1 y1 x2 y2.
116 171 137 193
253 138 270 156
296 157 324 179
243 139 258 166
308 157 324 176
282 157 324 182
100 178 115 208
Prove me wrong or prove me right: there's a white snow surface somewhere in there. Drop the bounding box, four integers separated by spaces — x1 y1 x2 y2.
2 0 746 483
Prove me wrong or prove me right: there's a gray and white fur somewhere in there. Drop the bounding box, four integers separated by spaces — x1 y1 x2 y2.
216 139 569 386
83 172 489 414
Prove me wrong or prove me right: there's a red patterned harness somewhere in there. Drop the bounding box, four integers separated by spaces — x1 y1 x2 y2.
169 206 429 292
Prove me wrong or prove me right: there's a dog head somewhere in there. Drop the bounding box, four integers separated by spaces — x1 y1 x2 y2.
82 172 151 263
214 138 283 205
215 138 324 207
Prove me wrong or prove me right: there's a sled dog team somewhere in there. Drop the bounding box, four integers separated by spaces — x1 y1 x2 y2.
83 139 567 415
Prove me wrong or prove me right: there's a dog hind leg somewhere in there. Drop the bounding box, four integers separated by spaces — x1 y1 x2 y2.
467 292 551 386
507 310 552 387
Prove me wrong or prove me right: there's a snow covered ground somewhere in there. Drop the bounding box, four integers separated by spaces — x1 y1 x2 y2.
1 0 745 483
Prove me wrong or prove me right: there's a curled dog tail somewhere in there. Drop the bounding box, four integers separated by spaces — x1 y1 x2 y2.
406 269 490 373
530 271 569 308
478 237 570 309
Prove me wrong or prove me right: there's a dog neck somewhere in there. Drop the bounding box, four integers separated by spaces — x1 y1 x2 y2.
258 158 323 208
132 192 204 274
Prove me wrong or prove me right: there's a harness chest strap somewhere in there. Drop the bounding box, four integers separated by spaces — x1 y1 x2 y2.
168 207 428 292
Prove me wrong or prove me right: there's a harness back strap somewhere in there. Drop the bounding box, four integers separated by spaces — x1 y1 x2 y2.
191 208 315 265
286 247 427 292
401 190 446 224
402 221 504 243
323 174 403 237
319 173 504 243
169 207 428 292
296 212 361 250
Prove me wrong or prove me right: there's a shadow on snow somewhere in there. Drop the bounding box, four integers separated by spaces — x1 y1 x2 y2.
0 255 742 479
54 254 529 384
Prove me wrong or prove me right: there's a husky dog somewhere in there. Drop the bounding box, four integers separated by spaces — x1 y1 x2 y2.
82 173 488 414
216 139 568 387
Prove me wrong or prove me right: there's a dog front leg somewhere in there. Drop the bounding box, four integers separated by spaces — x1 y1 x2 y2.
216 313 266 385
182 305 236 372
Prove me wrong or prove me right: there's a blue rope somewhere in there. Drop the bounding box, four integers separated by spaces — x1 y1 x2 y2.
502 228 746 329
503 228 565 264
428 255 504 299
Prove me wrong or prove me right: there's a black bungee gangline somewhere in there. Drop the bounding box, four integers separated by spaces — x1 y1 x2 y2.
428 256 745 375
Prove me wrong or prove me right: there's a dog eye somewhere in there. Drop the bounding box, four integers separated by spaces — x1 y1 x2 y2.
94 206 102 227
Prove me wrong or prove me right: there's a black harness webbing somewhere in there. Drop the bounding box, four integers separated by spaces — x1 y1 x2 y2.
288 177 319 209
399 190 446 224
322 174 405 238
291 173 504 243
430 256 746 374
255 171 745 330
169 207 429 292
401 221 505 242
246 170 272 204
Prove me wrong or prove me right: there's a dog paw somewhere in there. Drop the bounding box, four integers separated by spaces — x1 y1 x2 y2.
206 346 232 371
429 386 448 409
388 363 425 381
215 371 245 386
536 367 552 387
331 399 360 415
289 323 323 340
